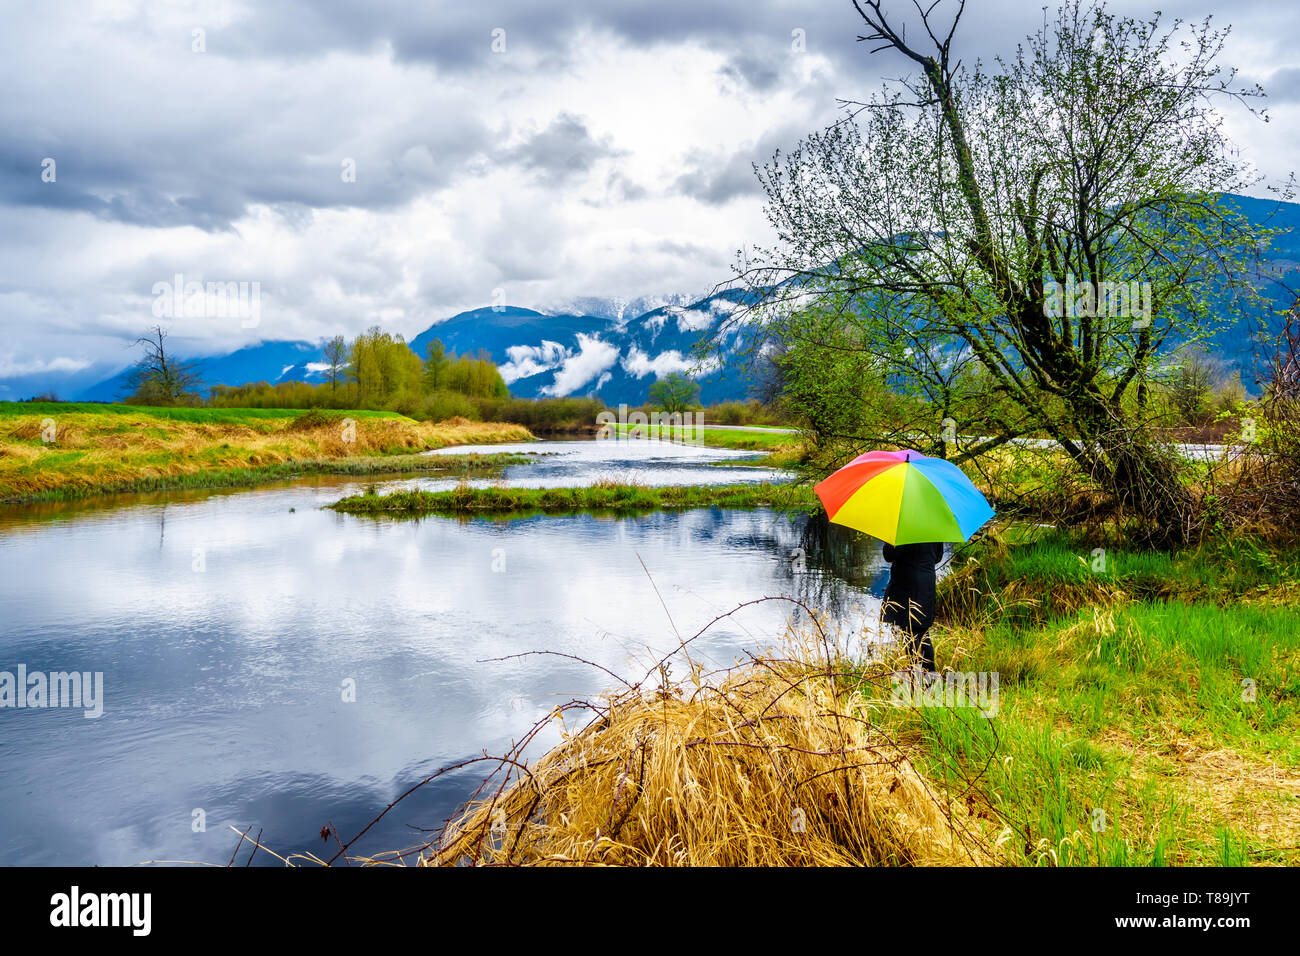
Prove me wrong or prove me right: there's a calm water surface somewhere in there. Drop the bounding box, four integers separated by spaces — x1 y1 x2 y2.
0 438 904 865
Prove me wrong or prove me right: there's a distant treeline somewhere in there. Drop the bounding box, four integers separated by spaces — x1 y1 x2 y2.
206 328 508 419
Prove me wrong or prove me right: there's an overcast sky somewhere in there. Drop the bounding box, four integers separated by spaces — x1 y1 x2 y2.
2 0 1297 383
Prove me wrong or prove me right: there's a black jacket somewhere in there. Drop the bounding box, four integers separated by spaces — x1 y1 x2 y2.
881 541 944 634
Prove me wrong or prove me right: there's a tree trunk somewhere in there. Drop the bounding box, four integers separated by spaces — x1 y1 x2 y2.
1069 396 1193 544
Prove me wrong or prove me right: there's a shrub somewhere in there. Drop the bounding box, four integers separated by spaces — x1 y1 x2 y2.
474 396 606 431
415 390 480 422
285 409 339 431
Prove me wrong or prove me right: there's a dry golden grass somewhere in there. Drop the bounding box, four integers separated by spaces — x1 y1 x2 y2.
0 411 532 499
1150 743 1300 854
410 631 989 867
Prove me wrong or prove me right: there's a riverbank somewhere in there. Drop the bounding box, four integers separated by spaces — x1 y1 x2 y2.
409 528 1299 867
0 403 534 503
329 480 815 517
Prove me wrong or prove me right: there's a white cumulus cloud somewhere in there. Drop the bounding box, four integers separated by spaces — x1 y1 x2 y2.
673 307 716 332
542 334 620 396
0 355 92 377
621 346 696 379
499 340 568 384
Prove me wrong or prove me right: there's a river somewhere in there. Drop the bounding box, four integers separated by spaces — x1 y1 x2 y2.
0 438 898 865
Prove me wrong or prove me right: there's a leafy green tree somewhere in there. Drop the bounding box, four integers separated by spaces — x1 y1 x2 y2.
349 326 421 408
648 373 701 413
423 338 448 391
436 346 509 399
1167 348 1215 426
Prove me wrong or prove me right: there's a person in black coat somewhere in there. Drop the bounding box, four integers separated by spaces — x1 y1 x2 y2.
881 541 944 672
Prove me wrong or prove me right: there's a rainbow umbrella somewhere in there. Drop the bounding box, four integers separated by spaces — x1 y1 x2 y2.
814 449 994 545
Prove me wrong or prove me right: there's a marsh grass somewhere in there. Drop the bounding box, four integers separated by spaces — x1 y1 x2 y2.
940 529 1300 630
329 482 816 517
9 452 538 504
430 664 986 865
0 404 533 501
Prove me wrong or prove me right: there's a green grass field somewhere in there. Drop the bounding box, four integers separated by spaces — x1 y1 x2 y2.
858 531 1300 865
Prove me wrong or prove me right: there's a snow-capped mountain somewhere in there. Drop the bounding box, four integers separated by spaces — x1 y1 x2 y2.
415 292 752 402
537 292 701 325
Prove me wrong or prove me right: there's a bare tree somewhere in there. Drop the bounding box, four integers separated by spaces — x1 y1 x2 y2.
124 326 203 406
